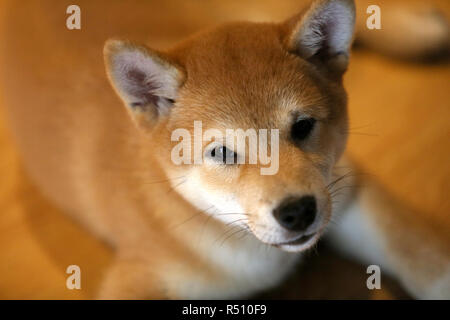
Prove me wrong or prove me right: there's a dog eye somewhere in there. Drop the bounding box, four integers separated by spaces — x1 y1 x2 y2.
209 146 237 164
291 118 316 141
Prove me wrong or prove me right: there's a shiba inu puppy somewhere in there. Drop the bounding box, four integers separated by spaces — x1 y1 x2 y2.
0 0 448 299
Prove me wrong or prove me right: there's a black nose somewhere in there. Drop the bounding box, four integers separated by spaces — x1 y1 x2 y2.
273 196 317 231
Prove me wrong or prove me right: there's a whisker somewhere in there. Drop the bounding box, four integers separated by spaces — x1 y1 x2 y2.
195 206 219 245
224 218 249 227
141 175 186 186
170 205 214 230
330 184 362 196
214 221 248 245
166 179 187 194
219 228 249 247
326 171 355 190
214 212 250 217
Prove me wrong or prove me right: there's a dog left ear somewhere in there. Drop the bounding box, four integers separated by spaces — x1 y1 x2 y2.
104 40 185 130
284 0 356 75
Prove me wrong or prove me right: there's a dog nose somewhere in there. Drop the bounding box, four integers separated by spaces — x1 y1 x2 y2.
273 196 317 231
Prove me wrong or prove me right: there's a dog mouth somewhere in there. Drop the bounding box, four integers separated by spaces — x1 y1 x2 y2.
277 233 315 246
272 233 317 252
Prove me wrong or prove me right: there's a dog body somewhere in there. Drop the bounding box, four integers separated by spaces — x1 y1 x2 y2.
0 0 449 299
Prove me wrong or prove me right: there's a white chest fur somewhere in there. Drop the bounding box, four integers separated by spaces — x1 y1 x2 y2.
168 228 301 299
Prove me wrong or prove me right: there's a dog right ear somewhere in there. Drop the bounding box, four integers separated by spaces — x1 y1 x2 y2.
283 0 356 76
104 40 185 129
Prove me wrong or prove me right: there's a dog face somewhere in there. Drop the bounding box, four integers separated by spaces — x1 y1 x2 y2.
105 0 355 252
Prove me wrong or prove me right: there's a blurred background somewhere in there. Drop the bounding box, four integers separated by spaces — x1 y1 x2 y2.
0 0 449 299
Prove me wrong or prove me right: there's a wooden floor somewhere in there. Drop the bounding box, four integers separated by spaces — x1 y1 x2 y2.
0 6 449 300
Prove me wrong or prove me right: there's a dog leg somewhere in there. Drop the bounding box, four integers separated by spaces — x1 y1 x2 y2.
97 256 165 299
327 159 450 299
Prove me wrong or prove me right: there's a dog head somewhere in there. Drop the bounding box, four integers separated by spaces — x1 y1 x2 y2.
104 0 355 252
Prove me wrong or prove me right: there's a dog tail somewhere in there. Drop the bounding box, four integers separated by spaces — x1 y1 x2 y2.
354 0 449 60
